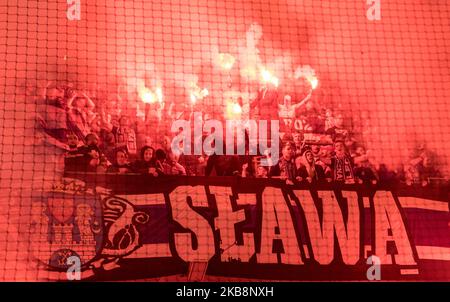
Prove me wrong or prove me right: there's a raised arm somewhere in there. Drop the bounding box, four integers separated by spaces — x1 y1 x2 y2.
82 91 95 110
99 105 113 131
291 90 313 111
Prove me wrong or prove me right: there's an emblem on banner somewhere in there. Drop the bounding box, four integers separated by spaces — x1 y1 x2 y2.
99 195 150 257
30 179 103 270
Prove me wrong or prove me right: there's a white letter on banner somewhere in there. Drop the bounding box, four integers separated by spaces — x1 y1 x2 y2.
212 187 255 262
294 190 360 265
373 191 416 265
170 186 215 262
257 187 303 264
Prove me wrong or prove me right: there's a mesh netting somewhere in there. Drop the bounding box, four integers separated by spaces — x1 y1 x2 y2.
0 0 449 281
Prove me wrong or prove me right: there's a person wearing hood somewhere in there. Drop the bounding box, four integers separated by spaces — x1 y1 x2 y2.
107 149 134 174
296 149 326 183
133 146 159 176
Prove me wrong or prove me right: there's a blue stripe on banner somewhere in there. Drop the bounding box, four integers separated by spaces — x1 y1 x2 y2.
135 205 170 244
404 209 450 248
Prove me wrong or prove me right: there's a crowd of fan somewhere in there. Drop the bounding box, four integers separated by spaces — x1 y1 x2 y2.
38 84 443 186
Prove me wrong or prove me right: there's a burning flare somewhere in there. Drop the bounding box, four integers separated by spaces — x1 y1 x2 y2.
295 65 319 90
260 67 279 87
225 99 243 119
188 81 209 104
139 86 163 104
216 53 236 71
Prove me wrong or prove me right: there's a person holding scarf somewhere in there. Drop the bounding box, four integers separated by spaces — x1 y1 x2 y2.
331 140 355 184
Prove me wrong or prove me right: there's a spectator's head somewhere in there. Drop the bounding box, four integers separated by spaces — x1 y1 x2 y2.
256 165 268 178
155 149 167 161
111 116 120 128
115 149 129 166
46 86 65 102
66 132 79 148
119 115 130 128
292 131 303 146
97 155 108 173
311 144 321 155
423 155 434 168
417 143 426 152
304 149 314 164
334 140 346 154
355 146 366 156
104 132 115 145
85 133 99 147
345 137 355 150
334 113 344 128
72 96 87 109
89 116 101 133
144 136 153 147
141 146 155 162
284 95 292 106
281 143 293 160
162 135 172 150
320 146 333 159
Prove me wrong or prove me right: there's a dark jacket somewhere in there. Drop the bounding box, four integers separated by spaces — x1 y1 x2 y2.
269 158 296 180
331 154 355 183
133 159 157 174
106 164 134 174
178 154 202 176
64 147 87 172
206 154 241 176
296 164 326 183
238 154 255 177
354 166 378 184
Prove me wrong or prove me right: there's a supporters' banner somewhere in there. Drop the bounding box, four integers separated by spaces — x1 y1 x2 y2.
31 175 450 281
